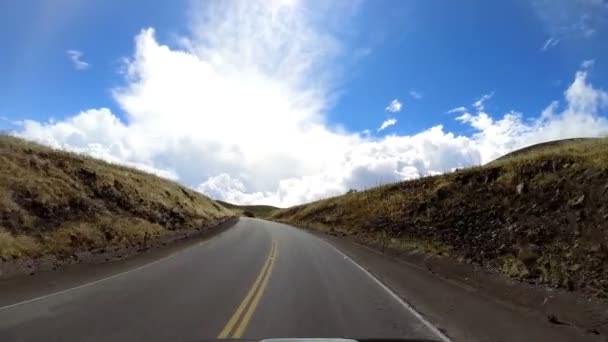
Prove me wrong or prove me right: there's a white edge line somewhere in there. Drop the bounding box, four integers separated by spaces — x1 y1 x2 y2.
319 238 453 342
0 239 211 311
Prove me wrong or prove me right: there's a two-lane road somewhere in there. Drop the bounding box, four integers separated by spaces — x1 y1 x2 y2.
0 218 446 341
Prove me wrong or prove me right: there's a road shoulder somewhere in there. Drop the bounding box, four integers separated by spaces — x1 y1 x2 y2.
312 230 604 342
0 217 239 308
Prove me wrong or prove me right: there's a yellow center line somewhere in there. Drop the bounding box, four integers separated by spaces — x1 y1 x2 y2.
217 240 278 339
232 241 278 338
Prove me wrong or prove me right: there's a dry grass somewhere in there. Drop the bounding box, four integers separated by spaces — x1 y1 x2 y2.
272 138 608 298
490 137 608 177
0 230 41 259
276 138 608 225
0 135 234 260
215 200 279 218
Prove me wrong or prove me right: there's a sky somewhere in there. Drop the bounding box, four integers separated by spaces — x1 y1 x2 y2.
1 0 608 207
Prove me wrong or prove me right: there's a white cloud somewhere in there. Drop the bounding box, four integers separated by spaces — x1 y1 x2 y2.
19 108 178 179
565 70 608 114
455 70 608 162
541 37 560 51
473 92 494 111
16 66 608 206
446 106 467 114
66 50 90 70
13 1 608 207
377 118 397 132
196 173 274 205
409 90 423 99
581 59 595 69
385 99 402 113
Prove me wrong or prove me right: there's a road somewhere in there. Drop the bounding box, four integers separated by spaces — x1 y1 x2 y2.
0 218 445 342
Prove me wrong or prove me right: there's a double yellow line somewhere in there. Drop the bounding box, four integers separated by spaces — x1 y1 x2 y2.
217 240 278 339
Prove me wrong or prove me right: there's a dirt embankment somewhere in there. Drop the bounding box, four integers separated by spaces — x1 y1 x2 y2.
272 139 608 301
0 136 235 277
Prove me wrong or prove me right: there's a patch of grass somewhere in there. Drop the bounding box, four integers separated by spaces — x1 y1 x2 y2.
44 222 106 255
102 217 164 244
0 229 41 259
499 255 530 279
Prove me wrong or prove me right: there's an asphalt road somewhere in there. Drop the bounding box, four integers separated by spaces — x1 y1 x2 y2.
0 218 445 342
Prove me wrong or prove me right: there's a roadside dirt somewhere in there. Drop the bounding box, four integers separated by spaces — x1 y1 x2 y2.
0 217 238 280
272 139 608 340
315 228 607 341
0 135 234 265
273 141 608 303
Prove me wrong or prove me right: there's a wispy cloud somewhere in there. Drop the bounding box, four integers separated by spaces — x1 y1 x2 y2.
409 90 423 100
385 99 402 112
66 50 90 70
473 92 494 111
446 106 467 114
581 59 595 69
0 116 23 127
534 0 607 42
541 37 560 51
377 118 397 132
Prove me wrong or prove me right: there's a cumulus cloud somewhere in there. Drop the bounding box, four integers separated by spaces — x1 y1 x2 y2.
196 173 273 205
66 49 89 70
19 108 178 180
13 1 608 207
385 99 402 113
456 70 608 161
377 118 397 132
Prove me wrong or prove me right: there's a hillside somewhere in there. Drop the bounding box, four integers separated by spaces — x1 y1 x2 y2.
491 138 602 163
272 138 608 300
215 200 279 218
0 136 234 272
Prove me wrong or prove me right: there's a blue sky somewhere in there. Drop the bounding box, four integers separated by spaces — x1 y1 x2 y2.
2 0 608 206
1 0 189 123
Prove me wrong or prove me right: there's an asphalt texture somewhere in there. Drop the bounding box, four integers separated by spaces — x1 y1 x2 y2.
0 218 443 342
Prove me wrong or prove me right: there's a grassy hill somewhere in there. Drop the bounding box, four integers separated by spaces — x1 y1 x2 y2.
0 136 234 263
272 138 608 299
490 138 602 163
216 200 279 218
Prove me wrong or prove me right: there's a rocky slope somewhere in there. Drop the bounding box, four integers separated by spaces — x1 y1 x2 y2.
272 138 608 300
0 136 234 273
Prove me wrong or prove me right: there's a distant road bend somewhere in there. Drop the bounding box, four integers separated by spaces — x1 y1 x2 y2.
0 218 448 342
